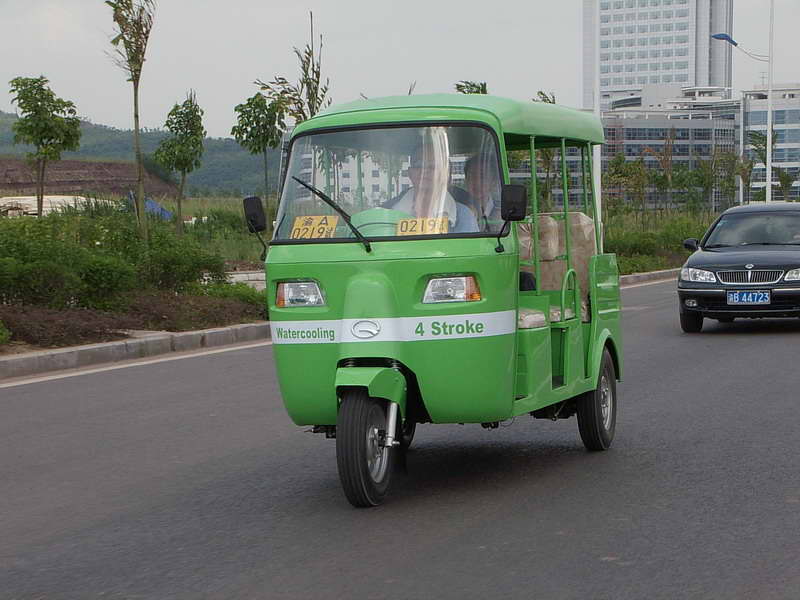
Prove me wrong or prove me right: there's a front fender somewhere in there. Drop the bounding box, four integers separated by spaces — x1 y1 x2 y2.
335 367 407 416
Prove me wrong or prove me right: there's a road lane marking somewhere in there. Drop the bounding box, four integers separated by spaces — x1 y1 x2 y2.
0 341 273 389
621 278 677 289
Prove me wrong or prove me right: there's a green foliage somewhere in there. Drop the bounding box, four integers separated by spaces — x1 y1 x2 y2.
455 81 488 94
106 0 155 84
0 320 10 345
0 209 226 308
8 76 82 163
187 281 267 309
231 92 286 197
257 12 331 123
155 91 205 179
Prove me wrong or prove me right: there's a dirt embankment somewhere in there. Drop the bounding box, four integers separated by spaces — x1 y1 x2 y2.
0 158 178 198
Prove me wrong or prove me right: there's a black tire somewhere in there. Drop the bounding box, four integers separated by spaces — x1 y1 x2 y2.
399 419 416 450
336 389 393 507
680 311 703 333
577 349 617 451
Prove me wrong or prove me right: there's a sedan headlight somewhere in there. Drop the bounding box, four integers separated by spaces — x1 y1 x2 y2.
785 268 800 281
276 281 325 307
680 267 717 283
423 276 481 303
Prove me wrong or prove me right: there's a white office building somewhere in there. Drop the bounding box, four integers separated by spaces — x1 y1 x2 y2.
582 0 734 110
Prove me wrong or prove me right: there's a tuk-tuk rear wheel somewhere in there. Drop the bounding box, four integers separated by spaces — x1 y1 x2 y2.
336 389 394 507
576 349 617 451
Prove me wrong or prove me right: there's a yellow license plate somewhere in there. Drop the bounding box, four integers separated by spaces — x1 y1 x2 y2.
396 218 449 236
290 215 340 239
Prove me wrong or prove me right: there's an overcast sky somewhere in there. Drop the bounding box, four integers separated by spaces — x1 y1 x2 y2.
2 0 798 138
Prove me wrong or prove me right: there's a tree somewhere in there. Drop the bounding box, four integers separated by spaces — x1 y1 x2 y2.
716 151 739 209
256 12 330 124
776 168 797 202
643 128 675 209
107 0 156 241
693 151 718 212
455 81 488 94
532 91 558 212
154 91 205 235
735 156 755 204
231 92 285 205
748 130 778 201
8 76 81 217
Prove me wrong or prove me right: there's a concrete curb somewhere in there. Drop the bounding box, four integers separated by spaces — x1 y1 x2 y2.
620 268 679 286
0 322 270 381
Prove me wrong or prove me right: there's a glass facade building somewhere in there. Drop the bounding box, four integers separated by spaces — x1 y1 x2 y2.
583 0 733 110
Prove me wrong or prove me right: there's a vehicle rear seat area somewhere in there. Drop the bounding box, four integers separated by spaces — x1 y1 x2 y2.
517 212 596 327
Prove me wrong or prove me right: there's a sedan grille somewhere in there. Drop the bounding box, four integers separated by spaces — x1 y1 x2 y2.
717 270 784 285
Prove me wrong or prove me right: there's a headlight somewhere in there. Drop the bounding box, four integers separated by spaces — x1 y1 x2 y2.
276 281 325 307
423 276 481 303
785 268 800 281
680 267 717 283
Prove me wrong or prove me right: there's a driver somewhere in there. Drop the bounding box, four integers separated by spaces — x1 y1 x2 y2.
464 155 502 231
384 152 478 233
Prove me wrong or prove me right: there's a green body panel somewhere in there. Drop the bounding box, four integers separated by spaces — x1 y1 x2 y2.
335 367 407 414
587 254 624 383
268 237 519 425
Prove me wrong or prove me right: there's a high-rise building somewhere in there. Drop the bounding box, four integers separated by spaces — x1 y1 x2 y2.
582 0 734 110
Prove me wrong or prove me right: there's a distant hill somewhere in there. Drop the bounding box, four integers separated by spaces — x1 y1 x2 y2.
0 111 281 196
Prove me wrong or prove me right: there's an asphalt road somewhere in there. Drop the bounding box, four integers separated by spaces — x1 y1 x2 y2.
2 280 800 600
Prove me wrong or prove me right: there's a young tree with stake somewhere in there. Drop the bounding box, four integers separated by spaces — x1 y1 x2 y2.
154 91 205 235
106 0 156 241
9 76 81 217
231 92 285 209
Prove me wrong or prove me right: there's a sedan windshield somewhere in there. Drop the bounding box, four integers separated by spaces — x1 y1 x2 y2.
273 125 503 241
704 212 800 247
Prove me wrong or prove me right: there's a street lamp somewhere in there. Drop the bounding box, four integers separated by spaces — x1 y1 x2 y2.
712 0 775 202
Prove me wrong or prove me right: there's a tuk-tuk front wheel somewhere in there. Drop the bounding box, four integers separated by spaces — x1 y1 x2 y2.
336 389 394 507
577 349 617 451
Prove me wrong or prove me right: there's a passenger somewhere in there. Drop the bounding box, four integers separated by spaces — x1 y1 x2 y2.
384 152 478 233
463 155 502 231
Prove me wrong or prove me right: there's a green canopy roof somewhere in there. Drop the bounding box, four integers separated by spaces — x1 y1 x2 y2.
294 94 604 145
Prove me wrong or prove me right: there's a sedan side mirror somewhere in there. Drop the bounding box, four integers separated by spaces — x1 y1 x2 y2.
683 238 699 252
243 196 267 233
500 184 527 222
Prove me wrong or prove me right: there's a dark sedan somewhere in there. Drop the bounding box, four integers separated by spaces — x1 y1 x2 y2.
678 203 800 333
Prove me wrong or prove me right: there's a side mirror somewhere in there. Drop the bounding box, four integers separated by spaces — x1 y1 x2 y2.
500 184 527 222
243 196 267 233
683 238 699 252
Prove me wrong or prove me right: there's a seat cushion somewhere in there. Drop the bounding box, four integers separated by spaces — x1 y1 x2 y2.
518 308 547 329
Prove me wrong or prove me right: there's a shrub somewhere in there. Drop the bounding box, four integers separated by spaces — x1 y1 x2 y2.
14 261 86 309
0 320 10 345
200 282 267 309
76 255 138 309
126 292 264 331
141 229 226 290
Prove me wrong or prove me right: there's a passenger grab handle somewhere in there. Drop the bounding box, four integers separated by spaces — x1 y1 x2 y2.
558 268 579 322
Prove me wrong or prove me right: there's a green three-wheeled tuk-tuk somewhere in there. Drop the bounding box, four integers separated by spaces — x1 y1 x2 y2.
244 94 623 507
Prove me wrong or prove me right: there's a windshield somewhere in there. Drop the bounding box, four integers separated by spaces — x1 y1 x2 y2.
704 212 800 247
274 125 503 241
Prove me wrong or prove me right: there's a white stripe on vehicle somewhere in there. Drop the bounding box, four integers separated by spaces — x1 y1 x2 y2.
271 310 516 344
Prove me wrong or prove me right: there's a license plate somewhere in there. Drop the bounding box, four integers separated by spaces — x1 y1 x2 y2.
290 215 339 239
396 218 449 235
726 290 770 305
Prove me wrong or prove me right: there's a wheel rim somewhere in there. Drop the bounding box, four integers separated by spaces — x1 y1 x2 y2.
599 375 613 430
365 404 389 482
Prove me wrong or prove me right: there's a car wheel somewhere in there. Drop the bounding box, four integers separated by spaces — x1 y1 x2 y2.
576 349 616 451
680 311 703 333
336 389 393 508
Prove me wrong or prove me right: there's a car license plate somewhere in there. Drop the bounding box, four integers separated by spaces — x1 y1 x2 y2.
726 290 770 305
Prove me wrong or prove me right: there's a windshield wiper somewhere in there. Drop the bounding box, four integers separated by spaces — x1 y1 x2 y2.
704 243 732 248
291 176 371 253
